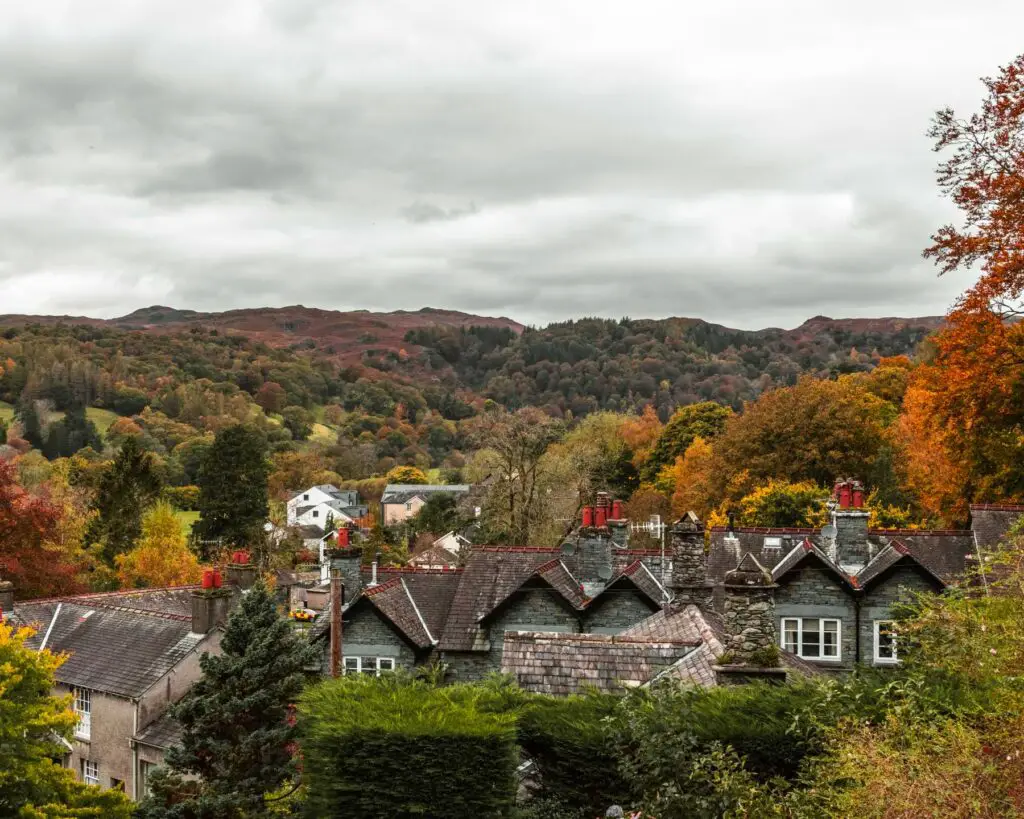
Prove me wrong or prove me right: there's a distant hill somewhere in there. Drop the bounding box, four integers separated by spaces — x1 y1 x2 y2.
0 305 943 417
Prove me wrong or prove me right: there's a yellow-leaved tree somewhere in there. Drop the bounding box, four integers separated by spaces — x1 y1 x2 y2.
0 621 132 817
116 501 202 588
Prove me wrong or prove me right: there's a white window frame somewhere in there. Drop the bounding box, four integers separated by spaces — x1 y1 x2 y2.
139 760 154 797
780 617 842 662
873 620 899 665
343 656 396 676
81 759 99 786
73 687 91 740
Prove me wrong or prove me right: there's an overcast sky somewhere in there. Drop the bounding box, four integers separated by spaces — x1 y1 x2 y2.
0 2 1021 329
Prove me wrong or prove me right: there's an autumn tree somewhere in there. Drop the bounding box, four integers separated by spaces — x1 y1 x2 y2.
642 402 731 484
196 424 269 553
0 621 132 818
116 501 202 588
733 480 829 528
670 437 717 520
255 381 287 414
16 395 45 450
385 465 429 485
90 436 162 564
468 407 565 545
0 459 82 599
710 376 890 501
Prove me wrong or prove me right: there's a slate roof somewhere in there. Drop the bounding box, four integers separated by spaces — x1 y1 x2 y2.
361 578 434 648
15 601 207 699
381 484 471 504
438 547 560 651
771 539 855 588
866 530 975 583
708 528 813 582
501 631 698 695
589 561 667 609
15 586 202 618
309 567 462 647
970 504 1024 549
134 712 183 750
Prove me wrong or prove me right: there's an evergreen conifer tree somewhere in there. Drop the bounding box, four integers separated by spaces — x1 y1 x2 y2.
137 582 317 819
89 436 162 564
196 424 269 553
15 395 45 450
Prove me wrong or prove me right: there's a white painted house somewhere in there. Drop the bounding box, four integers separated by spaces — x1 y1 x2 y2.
286 485 367 531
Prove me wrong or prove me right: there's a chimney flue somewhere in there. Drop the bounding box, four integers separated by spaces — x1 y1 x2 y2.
582 506 594 528
611 499 623 520
370 552 380 586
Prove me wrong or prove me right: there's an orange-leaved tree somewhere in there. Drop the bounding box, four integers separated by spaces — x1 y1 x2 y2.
116 501 202 588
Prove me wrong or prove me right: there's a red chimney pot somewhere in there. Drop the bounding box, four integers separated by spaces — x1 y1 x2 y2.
611 499 623 520
201 569 214 589
595 506 608 528
852 483 865 508
838 481 852 509
582 506 594 527
337 528 350 547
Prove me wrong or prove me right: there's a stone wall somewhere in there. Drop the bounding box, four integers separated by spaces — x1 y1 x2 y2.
774 564 857 670
63 686 136 793
583 592 656 634
834 510 871 567
320 606 418 674
722 587 776 664
859 566 936 665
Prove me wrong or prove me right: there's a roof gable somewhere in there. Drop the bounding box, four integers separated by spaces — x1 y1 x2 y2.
771 539 857 590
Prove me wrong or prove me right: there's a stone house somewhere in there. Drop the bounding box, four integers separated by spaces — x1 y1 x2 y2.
5 561 258 800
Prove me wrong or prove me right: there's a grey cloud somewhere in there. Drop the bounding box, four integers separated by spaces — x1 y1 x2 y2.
0 0 1020 328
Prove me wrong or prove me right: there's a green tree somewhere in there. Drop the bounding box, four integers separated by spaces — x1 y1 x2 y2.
196 424 269 552
0 621 132 818
280 406 314 442
90 436 162 565
412 492 465 536
43 404 101 459
643 402 731 483
16 394 46 450
136 582 318 819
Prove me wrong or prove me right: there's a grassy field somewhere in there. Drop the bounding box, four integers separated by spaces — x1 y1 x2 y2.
0 402 121 435
175 510 200 538
310 422 335 443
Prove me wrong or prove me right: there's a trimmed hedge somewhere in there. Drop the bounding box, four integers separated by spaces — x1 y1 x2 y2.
517 692 634 814
300 676 518 818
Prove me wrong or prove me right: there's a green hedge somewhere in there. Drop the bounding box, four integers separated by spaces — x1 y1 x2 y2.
300 676 519 818
517 692 634 814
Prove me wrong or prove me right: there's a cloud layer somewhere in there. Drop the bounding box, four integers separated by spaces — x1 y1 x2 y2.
1 1 1021 328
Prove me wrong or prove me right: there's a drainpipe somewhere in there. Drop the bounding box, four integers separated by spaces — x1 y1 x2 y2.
854 598 862 666
131 702 139 801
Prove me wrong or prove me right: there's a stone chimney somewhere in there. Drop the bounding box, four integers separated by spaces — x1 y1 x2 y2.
0 578 14 618
226 550 257 591
721 553 778 666
670 511 713 609
576 497 614 597
327 546 363 600
831 478 870 570
191 587 233 635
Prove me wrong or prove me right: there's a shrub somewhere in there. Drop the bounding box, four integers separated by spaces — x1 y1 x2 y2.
300 675 518 818
517 691 633 814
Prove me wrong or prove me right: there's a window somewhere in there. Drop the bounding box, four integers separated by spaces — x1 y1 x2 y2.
73 688 91 740
874 620 898 665
781 618 841 661
303 494 309 500
763 536 782 548
406 502 413 512
312 510 319 518
81 759 99 786
111 778 125 792
139 761 154 797
343 656 396 676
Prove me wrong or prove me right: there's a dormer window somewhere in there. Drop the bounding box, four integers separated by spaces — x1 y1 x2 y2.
763 536 782 558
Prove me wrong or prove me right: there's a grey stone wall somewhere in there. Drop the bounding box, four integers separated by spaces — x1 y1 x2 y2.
320 606 418 674
63 686 136 792
328 548 363 600
860 566 935 666
722 587 776 663
577 533 613 593
583 593 656 634
775 564 857 670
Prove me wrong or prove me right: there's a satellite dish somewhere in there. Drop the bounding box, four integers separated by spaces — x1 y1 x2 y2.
560 542 575 558
597 564 613 581
822 524 837 539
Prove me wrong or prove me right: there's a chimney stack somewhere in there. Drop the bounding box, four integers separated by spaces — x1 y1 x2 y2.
328 545 363 600
226 550 257 591
670 512 713 609
191 580 233 635
721 553 778 666
0 578 14 618
831 478 870 570
369 552 380 587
